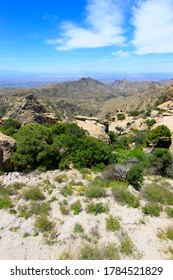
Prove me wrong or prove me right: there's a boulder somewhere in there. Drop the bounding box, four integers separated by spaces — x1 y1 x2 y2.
75 115 109 143
0 132 16 171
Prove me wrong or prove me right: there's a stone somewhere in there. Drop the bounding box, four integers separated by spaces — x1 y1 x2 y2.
0 132 16 171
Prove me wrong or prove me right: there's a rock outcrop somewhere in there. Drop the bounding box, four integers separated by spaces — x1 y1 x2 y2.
0 132 16 171
75 115 109 143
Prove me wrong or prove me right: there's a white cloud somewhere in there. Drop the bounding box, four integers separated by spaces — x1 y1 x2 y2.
47 0 125 50
112 50 129 57
132 0 173 54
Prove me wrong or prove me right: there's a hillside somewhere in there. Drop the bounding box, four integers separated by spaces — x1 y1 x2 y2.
0 77 168 121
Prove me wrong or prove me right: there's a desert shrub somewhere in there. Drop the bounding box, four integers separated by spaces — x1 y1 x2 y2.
117 113 126 120
85 184 106 198
166 207 173 218
145 119 156 128
166 226 173 240
0 118 21 136
142 203 162 217
29 202 51 216
11 124 61 171
70 200 82 215
86 202 109 215
112 185 140 208
79 243 120 260
60 185 73 197
0 196 12 209
103 164 131 181
146 125 172 148
149 148 173 177
128 110 142 117
73 223 84 234
113 136 129 150
120 235 134 255
144 183 173 205
131 129 149 146
34 215 54 232
54 174 68 183
23 187 45 201
127 164 144 190
106 215 120 232
59 199 70 215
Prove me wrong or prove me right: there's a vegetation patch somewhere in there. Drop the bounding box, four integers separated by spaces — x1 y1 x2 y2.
86 202 109 215
70 200 82 215
142 203 162 217
0 196 12 209
34 215 54 233
78 243 120 260
143 183 173 205
106 215 121 232
23 187 45 201
112 185 140 208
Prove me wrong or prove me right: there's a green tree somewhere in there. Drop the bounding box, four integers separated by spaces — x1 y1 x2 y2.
127 164 144 190
0 118 21 136
146 125 172 148
150 148 173 176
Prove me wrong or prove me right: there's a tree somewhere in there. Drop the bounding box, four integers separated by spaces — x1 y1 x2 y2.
146 125 172 149
127 164 144 190
0 118 21 136
150 148 173 177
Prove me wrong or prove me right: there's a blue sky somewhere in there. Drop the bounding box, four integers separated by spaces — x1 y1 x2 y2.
1 0 173 74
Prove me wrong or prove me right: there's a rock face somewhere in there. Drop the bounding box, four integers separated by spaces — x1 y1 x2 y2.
75 115 109 143
0 132 16 171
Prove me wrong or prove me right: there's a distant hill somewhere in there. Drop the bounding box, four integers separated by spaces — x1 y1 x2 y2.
0 77 171 121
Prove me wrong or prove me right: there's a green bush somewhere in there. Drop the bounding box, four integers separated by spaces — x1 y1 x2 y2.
112 185 140 208
166 207 173 218
23 187 45 201
117 113 126 120
70 200 82 215
144 183 173 205
0 196 12 209
106 215 120 232
166 226 173 240
145 119 156 128
149 148 173 177
127 164 144 190
86 202 109 215
60 185 73 197
73 223 84 234
146 125 172 148
85 184 106 198
34 215 53 232
142 203 162 217
0 118 21 136
78 243 120 260
120 236 134 255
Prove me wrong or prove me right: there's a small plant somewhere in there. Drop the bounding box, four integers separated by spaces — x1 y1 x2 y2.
9 226 19 232
145 119 156 128
166 226 173 240
55 174 68 183
120 235 134 256
59 200 70 215
23 187 45 201
86 202 109 215
166 207 173 218
0 196 12 209
73 223 84 234
34 215 54 232
23 232 30 238
70 200 82 215
9 209 17 214
127 164 144 190
60 251 72 260
60 185 73 197
85 185 106 198
117 113 126 120
78 243 120 260
142 203 162 217
112 185 140 208
144 183 173 205
106 215 120 232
